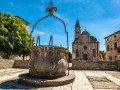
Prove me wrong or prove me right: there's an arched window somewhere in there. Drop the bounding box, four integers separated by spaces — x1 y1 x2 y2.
76 49 78 57
107 45 109 51
114 42 117 49
83 45 87 50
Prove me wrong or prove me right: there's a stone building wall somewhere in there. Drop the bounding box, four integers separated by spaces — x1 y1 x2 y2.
0 59 120 71
14 16 30 30
99 51 106 60
72 60 119 70
0 59 29 69
13 60 29 69
105 31 120 60
72 42 99 60
118 60 120 71
0 59 15 69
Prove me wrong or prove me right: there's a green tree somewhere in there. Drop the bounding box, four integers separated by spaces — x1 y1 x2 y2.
69 52 72 59
0 12 35 59
65 52 72 62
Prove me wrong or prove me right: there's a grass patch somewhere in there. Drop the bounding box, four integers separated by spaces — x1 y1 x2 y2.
31 88 38 90
106 78 112 82
86 76 91 82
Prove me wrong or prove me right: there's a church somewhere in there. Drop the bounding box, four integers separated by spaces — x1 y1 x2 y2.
72 19 99 60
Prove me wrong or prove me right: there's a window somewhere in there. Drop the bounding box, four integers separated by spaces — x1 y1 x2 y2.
93 49 96 57
109 56 112 60
107 39 109 41
26 23 27 26
76 32 77 34
83 45 87 50
107 45 109 51
114 42 117 49
78 31 79 34
114 35 116 38
76 49 78 57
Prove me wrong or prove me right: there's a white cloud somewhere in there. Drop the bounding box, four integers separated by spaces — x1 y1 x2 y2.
32 30 45 35
10 2 14 6
39 32 44 34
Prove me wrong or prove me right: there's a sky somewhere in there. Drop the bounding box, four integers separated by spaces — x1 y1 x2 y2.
0 0 120 52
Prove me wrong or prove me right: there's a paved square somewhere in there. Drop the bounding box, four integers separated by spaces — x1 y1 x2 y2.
0 69 120 90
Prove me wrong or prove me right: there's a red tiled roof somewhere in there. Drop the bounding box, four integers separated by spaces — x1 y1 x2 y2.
14 16 30 24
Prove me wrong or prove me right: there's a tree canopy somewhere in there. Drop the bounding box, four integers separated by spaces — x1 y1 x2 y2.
0 12 35 59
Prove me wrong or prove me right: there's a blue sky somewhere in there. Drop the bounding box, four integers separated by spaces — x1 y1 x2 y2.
0 0 120 52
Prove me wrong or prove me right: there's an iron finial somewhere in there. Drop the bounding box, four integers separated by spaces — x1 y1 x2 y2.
45 0 57 16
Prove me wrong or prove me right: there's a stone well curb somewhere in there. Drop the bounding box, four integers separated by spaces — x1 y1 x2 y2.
19 73 75 86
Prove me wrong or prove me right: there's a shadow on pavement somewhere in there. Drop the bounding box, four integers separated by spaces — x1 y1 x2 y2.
0 79 50 89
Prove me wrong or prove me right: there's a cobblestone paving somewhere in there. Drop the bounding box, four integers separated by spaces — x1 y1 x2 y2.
0 69 120 90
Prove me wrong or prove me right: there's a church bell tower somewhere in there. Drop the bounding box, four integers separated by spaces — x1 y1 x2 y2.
75 19 81 39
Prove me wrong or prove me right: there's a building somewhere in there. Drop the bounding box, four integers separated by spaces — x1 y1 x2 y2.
14 16 30 30
104 30 120 60
99 51 106 60
72 19 99 60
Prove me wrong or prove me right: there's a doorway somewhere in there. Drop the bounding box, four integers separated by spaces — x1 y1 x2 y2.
83 54 88 60
109 56 112 60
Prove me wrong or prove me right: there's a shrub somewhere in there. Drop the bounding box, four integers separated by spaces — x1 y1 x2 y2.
117 55 120 58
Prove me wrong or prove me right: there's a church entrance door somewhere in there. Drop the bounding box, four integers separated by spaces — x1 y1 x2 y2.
83 54 88 60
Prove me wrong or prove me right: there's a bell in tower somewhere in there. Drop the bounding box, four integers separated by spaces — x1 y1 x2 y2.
75 19 81 39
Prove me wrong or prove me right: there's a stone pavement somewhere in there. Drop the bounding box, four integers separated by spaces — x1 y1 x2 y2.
0 69 120 90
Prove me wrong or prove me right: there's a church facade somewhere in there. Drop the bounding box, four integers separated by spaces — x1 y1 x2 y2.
72 19 99 60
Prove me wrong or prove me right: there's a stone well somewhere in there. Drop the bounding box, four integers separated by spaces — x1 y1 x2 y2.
19 0 75 86
29 46 68 78
19 46 75 86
